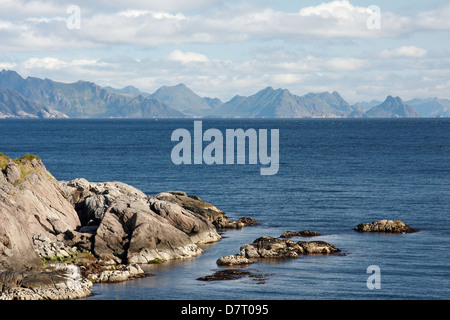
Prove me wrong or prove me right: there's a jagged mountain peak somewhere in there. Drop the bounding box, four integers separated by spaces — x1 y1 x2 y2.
366 95 421 118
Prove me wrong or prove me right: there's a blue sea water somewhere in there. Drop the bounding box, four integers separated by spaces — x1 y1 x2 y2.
1 118 449 300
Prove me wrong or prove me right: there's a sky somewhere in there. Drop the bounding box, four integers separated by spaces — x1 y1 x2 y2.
0 0 450 103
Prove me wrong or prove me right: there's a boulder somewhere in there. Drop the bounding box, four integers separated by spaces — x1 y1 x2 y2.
297 241 340 254
216 254 252 266
355 220 417 233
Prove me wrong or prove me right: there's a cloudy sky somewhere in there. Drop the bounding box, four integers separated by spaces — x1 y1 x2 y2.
1 0 450 103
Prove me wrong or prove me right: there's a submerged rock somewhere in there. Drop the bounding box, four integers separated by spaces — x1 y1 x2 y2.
355 220 417 233
279 230 320 238
197 269 273 284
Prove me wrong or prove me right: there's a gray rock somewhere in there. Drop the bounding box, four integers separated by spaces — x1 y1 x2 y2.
4 162 22 185
149 198 221 245
126 206 204 264
279 230 320 238
297 241 341 254
355 220 418 233
245 237 304 259
155 191 235 229
87 264 145 283
0 155 80 270
216 254 252 266
0 266 92 300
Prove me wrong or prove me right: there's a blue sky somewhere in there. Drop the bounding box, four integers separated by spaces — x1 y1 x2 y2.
1 0 449 103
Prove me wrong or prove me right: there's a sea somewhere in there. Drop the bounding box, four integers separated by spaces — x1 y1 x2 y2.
0 118 449 301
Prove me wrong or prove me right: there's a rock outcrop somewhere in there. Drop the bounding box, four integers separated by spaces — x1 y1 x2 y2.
60 179 222 264
154 191 259 229
0 153 80 271
217 236 341 266
355 220 417 233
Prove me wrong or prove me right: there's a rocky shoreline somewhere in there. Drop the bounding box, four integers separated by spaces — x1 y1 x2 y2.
0 153 258 299
0 153 419 300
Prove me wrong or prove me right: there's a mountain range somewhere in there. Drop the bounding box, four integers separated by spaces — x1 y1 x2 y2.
0 70 184 119
0 70 448 119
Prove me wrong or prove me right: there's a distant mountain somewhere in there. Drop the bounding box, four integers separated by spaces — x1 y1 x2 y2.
297 91 359 117
405 98 450 117
203 97 223 109
357 100 382 111
0 88 68 119
149 83 218 116
0 70 184 118
209 87 360 118
210 87 300 118
104 85 147 96
366 96 421 118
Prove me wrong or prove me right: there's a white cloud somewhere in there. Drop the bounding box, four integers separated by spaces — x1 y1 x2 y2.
90 0 216 12
298 0 368 19
0 0 64 18
273 73 302 84
167 50 210 64
1 1 449 51
23 57 67 70
71 59 102 66
0 62 17 69
276 56 369 73
416 4 450 30
380 46 428 59
117 10 150 18
22 57 105 70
